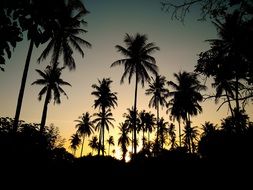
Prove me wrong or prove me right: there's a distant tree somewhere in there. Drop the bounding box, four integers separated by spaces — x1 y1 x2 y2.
146 75 169 148
88 136 99 155
106 135 115 156
91 78 117 156
32 63 71 133
93 109 115 156
157 117 169 149
182 123 199 153
168 123 177 150
118 122 130 162
111 33 159 155
69 133 81 156
75 112 94 157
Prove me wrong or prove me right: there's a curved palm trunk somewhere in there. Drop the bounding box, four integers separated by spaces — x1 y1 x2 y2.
40 87 51 133
80 136 85 157
133 74 138 155
13 40 34 133
187 114 192 153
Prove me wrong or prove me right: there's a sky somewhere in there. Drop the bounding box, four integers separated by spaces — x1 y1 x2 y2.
0 0 252 158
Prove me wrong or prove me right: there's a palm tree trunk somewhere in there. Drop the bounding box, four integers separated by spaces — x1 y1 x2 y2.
142 129 145 148
235 75 240 113
102 107 105 156
225 90 234 118
80 136 85 157
178 120 181 147
13 40 34 133
98 128 102 156
108 144 110 156
156 102 159 150
40 87 51 133
133 73 138 155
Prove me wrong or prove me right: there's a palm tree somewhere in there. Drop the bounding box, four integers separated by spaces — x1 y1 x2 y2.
75 112 94 157
111 33 159 154
157 117 168 149
69 133 81 156
146 75 169 148
106 136 115 156
168 123 177 150
88 136 99 155
91 78 117 156
32 63 71 133
38 1 91 70
118 122 131 162
201 121 218 137
167 71 206 146
13 0 87 132
144 112 156 144
93 109 115 156
182 123 199 153
123 107 139 153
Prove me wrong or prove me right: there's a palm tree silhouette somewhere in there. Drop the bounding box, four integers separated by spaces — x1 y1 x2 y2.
91 78 117 156
168 123 177 150
182 123 199 153
144 111 156 145
106 135 115 156
145 75 169 149
167 71 206 146
75 112 94 157
118 122 130 162
158 117 169 149
88 136 99 155
13 0 87 132
201 122 218 137
38 1 91 70
123 107 139 153
111 33 159 154
32 63 71 133
93 109 115 156
69 133 81 156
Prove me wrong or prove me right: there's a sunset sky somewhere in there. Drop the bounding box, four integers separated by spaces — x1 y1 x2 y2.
0 0 252 157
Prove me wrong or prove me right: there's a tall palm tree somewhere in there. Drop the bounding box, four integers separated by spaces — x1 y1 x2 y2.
118 122 130 162
106 135 115 156
91 78 117 156
88 136 99 155
167 71 206 146
111 33 159 154
38 1 91 70
69 133 81 156
13 0 87 132
75 112 94 157
32 63 71 133
146 75 169 147
93 109 115 156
